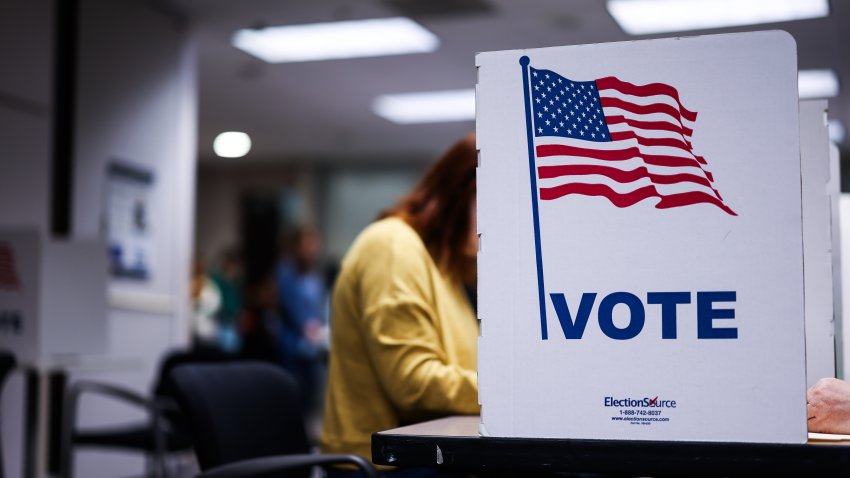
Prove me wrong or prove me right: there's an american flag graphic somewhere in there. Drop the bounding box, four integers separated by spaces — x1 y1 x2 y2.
0 242 20 290
528 65 736 216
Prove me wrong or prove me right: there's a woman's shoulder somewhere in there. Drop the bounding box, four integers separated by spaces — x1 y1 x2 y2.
354 216 424 252
341 217 431 274
339 217 439 306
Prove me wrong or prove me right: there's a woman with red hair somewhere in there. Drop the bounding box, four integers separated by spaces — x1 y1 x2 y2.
321 134 478 476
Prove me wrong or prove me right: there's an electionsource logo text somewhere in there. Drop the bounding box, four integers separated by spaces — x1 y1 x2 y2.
604 396 677 408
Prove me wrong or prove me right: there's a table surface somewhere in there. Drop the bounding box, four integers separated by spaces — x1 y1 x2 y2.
372 416 850 477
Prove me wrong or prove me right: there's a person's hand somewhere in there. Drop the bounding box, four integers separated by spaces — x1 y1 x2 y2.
807 378 850 434
304 318 326 344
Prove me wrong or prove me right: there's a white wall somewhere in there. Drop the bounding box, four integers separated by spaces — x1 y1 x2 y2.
69 1 197 476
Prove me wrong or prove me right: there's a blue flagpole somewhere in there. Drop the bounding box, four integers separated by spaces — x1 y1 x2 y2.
519 56 548 340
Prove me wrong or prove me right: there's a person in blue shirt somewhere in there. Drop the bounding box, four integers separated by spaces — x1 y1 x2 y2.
276 225 329 412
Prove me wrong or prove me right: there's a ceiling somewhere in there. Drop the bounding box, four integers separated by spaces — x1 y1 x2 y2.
164 0 850 163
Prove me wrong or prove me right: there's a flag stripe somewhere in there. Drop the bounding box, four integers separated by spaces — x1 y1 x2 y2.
538 175 718 202
536 155 709 177
538 183 736 216
606 115 694 138
535 144 713 179
656 190 736 215
537 164 715 190
606 130 709 166
601 109 695 140
596 76 698 122
600 97 691 130
608 123 692 144
538 164 723 201
597 88 696 124
608 130 692 152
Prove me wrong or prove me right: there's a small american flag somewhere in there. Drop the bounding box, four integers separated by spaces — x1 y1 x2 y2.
0 242 20 290
528 65 736 216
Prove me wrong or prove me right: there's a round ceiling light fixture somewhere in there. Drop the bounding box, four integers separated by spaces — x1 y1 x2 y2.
213 131 252 158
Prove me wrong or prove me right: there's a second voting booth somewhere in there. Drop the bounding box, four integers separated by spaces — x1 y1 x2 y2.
476 31 834 444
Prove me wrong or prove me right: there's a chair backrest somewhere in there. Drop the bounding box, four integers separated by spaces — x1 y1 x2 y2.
151 348 235 430
169 362 310 471
153 347 234 398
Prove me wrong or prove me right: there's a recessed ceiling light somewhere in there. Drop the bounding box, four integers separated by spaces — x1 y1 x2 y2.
798 69 840 99
213 132 252 158
232 17 439 63
828 120 846 144
372 89 475 124
607 0 829 35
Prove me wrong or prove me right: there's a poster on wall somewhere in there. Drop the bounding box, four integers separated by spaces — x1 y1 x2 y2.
104 162 154 280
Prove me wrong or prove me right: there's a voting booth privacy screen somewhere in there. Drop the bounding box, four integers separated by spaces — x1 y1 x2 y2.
476 31 807 443
0 229 107 364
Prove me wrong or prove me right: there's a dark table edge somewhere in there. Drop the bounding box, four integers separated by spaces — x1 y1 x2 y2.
372 432 850 477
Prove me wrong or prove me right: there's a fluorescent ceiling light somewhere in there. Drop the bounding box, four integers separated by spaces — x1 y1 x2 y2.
829 120 846 144
213 132 252 158
232 17 439 63
372 89 475 124
798 69 840 99
607 0 829 35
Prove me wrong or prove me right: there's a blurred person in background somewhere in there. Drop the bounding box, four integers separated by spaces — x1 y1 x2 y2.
321 133 478 478
211 246 243 353
276 225 330 414
190 254 221 350
238 274 282 363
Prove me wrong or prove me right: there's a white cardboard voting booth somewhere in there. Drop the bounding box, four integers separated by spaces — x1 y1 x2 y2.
830 144 843 378
0 229 107 364
799 100 838 387
476 31 807 443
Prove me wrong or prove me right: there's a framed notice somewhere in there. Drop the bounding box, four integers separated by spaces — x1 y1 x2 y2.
104 162 154 280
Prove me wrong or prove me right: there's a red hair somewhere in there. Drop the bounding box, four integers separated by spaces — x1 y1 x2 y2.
380 133 477 282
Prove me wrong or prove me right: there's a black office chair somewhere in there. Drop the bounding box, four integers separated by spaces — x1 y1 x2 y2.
0 350 17 478
60 348 234 478
169 362 378 478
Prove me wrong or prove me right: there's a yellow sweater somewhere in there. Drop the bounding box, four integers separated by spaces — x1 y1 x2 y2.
320 217 479 460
